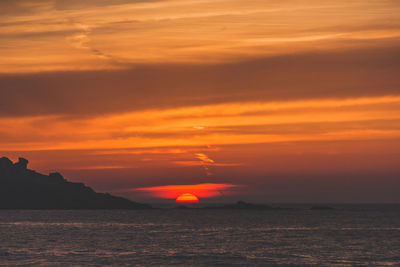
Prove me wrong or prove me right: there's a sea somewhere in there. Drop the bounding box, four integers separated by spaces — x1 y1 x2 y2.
1 205 400 266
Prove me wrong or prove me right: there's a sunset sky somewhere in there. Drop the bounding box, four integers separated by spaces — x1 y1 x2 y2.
1 0 400 203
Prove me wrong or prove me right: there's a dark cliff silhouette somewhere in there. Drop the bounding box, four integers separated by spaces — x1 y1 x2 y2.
0 157 151 209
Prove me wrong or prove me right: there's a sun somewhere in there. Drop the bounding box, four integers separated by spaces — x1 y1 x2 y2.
176 193 199 203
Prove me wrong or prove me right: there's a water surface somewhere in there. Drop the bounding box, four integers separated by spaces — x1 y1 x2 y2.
1 206 400 266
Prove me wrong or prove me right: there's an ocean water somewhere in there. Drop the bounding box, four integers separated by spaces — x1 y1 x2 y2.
1 205 400 266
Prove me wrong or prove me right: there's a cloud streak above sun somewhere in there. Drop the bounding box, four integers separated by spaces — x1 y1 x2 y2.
130 183 242 199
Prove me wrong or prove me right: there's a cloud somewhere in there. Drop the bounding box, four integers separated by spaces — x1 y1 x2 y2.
2 0 400 204
0 44 399 117
0 0 163 16
173 161 240 167
129 183 242 199
195 153 214 163
1 95 399 152
65 23 114 60
0 0 51 16
1 0 400 73
53 0 162 11
194 153 215 176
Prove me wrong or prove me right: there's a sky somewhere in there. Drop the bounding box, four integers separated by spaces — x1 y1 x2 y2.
1 0 400 203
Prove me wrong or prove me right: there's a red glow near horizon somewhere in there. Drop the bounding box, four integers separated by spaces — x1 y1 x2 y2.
132 183 241 199
176 193 199 203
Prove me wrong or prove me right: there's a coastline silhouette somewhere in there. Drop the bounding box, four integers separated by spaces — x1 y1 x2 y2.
0 156 337 211
0 157 151 209
204 201 274 210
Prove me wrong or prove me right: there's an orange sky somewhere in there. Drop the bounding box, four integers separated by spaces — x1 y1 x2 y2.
1 0 400 203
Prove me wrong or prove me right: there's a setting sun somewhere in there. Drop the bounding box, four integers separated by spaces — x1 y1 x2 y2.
176 193 199 203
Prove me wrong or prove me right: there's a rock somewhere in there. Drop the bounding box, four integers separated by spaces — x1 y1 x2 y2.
0 156 151 210
13 157 28 170
0 157 13 169
49 172 66 182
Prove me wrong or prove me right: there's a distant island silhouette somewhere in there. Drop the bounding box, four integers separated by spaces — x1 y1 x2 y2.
310 205 334 210
175 202 334 211
204 201 274 210
0 157 151 209
176 201 282 210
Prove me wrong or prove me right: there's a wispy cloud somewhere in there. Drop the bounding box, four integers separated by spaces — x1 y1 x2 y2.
0 95 399 151
194 152 215 176
173 161 240 167
195 153 214 163
1 0 400 72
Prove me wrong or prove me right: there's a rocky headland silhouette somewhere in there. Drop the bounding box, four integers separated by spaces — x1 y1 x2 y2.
0 157 151 209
